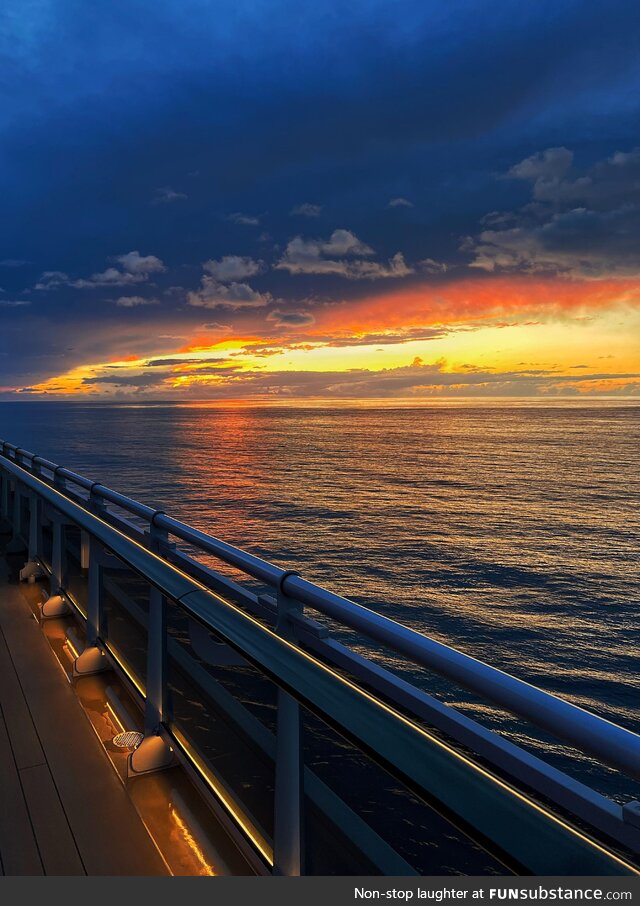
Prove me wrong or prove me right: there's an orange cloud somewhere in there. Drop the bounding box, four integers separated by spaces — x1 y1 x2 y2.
178 335 264 353
306 275 640 337
8 275 639 400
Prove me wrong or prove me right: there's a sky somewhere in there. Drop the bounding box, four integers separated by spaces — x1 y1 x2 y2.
1 0 639 402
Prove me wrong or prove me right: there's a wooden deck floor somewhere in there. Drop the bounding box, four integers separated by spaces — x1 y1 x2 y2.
0 555 169 876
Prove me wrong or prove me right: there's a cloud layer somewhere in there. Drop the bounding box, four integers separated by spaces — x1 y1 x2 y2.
467 148 640 278
275 230 413 279
1 1 639 399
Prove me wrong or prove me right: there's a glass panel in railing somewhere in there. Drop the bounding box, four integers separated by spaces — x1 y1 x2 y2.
327 629 640 807
101 550 150 691
165 595 276 864
19 491 30 542
7 480 16 527
299 705 507 876
40 518 53 570
63 523 88 616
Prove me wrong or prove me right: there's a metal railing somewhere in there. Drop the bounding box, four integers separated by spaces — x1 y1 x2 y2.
0 439 639 876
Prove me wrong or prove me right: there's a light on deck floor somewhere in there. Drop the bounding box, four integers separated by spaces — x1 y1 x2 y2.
113 730 144 749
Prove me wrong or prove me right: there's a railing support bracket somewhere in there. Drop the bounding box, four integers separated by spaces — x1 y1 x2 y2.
19 559 44 583
127 735 176 778
40 592 71 620
73 646 110 677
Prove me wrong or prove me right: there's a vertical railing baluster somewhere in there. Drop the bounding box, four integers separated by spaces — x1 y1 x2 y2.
0 467 9 524
127 515 174 776
51 513 64 594
145 519 168 734
15 459 43 581
28 494 40 561
73 490 108 674
86 489 105 642
86 535 102 645
6 475 27 553
48 467 67 591
40 509 71 618
13 478 21 534
273 581 304 876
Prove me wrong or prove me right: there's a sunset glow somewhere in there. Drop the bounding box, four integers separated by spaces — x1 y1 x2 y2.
2 3 639 403
19 274 640 401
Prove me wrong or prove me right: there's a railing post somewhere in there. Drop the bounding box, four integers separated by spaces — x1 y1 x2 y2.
40 509 71 618
13 478 21 530
145 520 168 734
28 493 41 561
127 515 175 777
87 490 106 639
0 464 13 536
273 578 304 876
73 489 109 675
86 535 102 645
19 492 45 582
40 460 75 613
51 512 64 594
6 477 27 553
0 466 9 523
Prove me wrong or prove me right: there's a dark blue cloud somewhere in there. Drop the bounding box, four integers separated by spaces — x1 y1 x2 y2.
1 0 639 388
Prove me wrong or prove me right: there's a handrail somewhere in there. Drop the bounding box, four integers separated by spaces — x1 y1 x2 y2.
2 440 639 781
281 574 640 780
0 450 636 875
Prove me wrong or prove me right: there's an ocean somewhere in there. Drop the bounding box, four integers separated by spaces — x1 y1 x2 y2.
1 400 638 808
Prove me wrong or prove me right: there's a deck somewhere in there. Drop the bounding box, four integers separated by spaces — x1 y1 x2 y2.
0 555 169 876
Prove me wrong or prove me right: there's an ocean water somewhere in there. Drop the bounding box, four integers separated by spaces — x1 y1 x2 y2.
1 400 638 807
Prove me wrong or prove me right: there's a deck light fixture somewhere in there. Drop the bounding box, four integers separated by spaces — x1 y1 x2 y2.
40 592 71 619
113 730 145 749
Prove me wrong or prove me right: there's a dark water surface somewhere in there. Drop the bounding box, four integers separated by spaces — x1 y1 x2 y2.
1 401 638 806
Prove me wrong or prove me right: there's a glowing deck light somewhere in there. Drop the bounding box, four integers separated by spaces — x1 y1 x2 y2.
172 728 273 865
64 636 80 659
169 806 217 876
106 700 127 734
113 730 144 749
